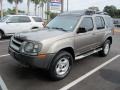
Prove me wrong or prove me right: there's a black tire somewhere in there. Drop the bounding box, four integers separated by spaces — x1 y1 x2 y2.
98 40 111 57
0 31 3 40
49 51 73 81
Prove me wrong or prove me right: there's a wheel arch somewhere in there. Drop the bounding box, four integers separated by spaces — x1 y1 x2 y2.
48 47 75 69
0 29 5 36
58 47 75 60
106 36 112 45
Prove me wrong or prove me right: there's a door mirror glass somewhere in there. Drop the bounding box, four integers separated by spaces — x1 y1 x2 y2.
77 27 87 33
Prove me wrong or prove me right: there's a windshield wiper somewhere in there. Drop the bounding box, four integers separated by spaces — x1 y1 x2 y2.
51 27 68 32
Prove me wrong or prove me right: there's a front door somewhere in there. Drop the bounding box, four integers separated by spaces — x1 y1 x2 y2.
75 17 96 56
5 16 31 34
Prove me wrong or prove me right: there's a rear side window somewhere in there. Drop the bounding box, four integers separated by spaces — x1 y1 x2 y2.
32 17 42 22
80 17 94 31
95 16 105 29
19 16 31 22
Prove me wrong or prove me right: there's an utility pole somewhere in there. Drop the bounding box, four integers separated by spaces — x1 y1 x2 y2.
27 0 30 15
0 0 3 18
38 6 40 16
47 0 50 21
61 0 63 13
67 0 68 11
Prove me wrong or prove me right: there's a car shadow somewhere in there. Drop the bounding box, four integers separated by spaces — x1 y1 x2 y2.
2 36 11 40
99 69 120 84
13 64 52 82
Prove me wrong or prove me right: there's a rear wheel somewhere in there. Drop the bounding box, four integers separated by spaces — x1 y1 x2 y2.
49 51 73 80
98 40 111 57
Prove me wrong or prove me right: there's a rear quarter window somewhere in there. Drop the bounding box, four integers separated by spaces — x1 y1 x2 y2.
32 17 42 22
104 16 114 29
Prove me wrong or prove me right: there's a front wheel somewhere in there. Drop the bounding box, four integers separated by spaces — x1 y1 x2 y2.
98 40 111 57
0 31 3 40
49 51 73 81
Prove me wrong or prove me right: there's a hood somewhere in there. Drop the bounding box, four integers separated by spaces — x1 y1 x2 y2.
15 29 72 42
0 22 6 25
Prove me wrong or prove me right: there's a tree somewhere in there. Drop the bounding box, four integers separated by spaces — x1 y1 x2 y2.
0 0 3 17
6 8 25 15
7 0 23 15
27 0 30 15
31 0 41 15
39 0 48 18
88 6 99 11
103 5 117 17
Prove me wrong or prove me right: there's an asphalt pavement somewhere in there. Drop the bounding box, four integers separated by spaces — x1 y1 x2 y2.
0 33 120 90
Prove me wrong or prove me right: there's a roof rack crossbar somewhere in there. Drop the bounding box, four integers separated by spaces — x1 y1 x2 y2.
61 9 108 16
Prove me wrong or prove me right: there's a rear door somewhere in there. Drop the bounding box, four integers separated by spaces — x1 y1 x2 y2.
75 16 97 55
93 16 106 47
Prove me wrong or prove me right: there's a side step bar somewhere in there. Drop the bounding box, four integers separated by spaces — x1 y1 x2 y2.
75 48 102 60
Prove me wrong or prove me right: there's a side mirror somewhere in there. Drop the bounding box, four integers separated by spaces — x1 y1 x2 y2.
77 27 87 33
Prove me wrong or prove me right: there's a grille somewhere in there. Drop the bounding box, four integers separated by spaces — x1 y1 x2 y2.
10 36 24 52
14 37 24 42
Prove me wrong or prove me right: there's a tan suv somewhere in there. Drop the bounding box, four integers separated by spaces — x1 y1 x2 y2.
8 10 114 80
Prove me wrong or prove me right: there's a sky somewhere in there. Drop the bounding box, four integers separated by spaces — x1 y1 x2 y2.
2 0 120 15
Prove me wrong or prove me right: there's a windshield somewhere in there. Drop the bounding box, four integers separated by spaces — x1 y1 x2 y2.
46 15 80 31
0 16 9 22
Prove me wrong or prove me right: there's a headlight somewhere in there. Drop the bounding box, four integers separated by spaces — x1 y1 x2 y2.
24 42 34 53
21 41 42 55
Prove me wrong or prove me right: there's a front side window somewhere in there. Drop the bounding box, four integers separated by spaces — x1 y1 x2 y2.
95 16 105 29
8 16 19 23
0 16 9 22
8 16 31 23
80 17 94 31
46 15 80 31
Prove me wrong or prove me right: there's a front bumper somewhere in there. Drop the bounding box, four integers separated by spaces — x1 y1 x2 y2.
5 33 14 36
8 47 55 70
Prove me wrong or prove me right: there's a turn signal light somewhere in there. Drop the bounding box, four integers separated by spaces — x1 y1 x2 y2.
37 54 47 59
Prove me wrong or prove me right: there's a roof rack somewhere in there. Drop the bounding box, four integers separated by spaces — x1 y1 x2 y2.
61 9 108 16
95 11 108 15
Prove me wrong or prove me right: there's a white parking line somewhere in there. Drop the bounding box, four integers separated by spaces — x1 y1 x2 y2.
0 40 9 43
0 54 10 58
60 55 120 90
0 76 8 90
